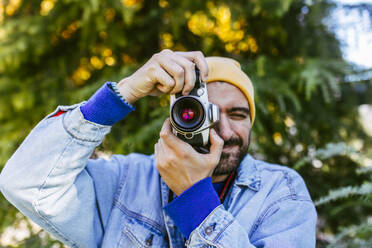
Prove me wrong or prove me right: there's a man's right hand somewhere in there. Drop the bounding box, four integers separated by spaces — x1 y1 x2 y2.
117 49 209 105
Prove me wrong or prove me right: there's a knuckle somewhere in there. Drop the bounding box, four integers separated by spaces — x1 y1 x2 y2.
164 81 174 91
171 87 182 94
184 59 193 66
187 77 195 87
161 49 172 55
175 83 183 91
152 53 161 60
168 80 176 88
161 86 171 93
187 62 195 71
174 67 184 78
156 163 164 171
147 64 157 74
196 51 204 57
184 83 193 92
167 155 177 164
191 51 203 59
164 161 172 168
159 131 167 138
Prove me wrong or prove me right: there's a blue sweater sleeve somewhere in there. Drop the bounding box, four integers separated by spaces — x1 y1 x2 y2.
80 82 134 125
163 177 221 238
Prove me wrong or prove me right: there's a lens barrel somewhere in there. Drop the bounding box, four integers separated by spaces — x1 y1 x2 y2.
171 96 205 132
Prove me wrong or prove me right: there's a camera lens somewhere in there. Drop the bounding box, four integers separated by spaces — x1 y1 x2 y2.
181 108 195 122
171 96 205 132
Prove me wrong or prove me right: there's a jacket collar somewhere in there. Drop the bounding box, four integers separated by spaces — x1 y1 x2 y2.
235 154 261 191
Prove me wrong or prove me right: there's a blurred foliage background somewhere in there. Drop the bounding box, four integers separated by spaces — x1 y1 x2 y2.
0 0 371 247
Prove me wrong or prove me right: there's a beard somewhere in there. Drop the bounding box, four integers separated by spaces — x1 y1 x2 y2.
212 133 250 176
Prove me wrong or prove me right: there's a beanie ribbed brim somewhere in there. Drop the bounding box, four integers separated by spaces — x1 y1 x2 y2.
206 57 255 124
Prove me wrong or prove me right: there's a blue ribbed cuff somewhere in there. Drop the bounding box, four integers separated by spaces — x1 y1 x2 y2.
80 82 134 125
163 177 221 238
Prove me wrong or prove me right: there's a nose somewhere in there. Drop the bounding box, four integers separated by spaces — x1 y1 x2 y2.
214 113 234 141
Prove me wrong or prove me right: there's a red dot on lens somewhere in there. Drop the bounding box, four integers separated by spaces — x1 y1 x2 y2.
181 108 195 121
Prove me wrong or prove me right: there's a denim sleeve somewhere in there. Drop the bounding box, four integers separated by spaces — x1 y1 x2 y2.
163 177 221 238
0 103 124 248
186 197 317 248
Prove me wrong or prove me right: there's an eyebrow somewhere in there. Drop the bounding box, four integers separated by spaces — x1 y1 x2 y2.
228 107 250 116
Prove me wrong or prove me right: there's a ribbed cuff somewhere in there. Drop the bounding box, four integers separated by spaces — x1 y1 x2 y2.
80 82 134 125
163 177 221 238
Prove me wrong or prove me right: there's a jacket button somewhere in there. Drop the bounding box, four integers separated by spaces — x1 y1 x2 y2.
145 234 153 247
205 226 213 235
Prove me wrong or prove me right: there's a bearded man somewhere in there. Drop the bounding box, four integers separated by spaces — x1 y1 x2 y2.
0 50 317 248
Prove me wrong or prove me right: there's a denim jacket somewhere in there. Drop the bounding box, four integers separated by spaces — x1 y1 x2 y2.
0 103 317 248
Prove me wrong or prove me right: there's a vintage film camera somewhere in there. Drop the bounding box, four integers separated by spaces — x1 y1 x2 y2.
170 68 219 153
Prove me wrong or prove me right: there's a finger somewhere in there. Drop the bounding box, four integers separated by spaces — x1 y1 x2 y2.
150 65 175 93
159 118 185 147
170 55 196 96
208 129 224 163
175 51 209 82
156 56 185 94
158 138 169 155
159 118 175 141
148 88 163 96
154 141 165 169
154 142 160 165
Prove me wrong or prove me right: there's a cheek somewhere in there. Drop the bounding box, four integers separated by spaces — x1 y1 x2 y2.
230 121 251 143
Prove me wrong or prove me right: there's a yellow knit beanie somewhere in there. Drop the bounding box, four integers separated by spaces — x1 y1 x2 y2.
206 56 255 124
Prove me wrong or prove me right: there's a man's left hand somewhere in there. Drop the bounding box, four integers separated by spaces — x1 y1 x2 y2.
154 119 224 196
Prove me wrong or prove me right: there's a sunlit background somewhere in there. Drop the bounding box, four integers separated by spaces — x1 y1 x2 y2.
0 0 371 247
332 0 372 68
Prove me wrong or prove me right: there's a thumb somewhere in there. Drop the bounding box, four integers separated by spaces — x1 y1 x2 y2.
208 128 224 161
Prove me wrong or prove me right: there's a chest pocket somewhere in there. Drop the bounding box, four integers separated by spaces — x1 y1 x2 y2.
118 216 167 248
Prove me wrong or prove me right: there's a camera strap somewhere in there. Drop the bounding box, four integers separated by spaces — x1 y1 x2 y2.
218 172 236 203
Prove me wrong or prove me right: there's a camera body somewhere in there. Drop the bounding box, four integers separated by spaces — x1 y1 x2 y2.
170 68 219 153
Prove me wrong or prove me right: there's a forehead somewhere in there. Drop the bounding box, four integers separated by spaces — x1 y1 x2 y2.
207 81 249 109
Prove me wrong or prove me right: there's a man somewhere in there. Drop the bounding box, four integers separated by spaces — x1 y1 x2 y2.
0 50 316 247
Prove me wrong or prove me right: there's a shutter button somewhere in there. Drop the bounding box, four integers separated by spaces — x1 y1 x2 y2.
205 226 213 235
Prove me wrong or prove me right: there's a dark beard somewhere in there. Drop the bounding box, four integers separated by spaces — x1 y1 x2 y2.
212 134 250 176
